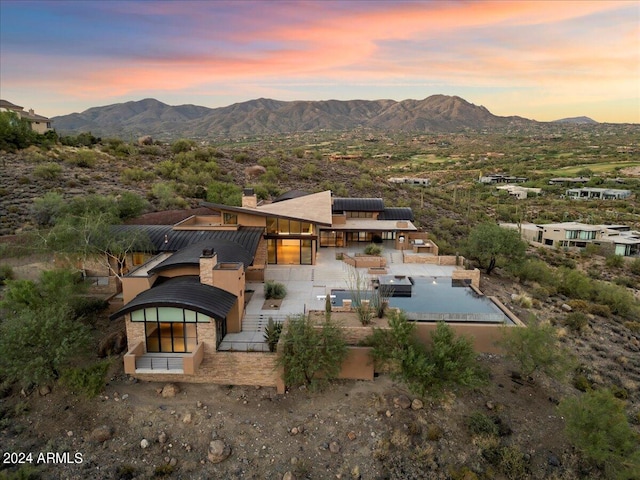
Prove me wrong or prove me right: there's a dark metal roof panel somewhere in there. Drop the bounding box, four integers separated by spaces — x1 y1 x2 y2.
109 276 237 321
332 198 385 212
110 225 263 255
272 190 310 203
149 239 253 273
379 207 414 221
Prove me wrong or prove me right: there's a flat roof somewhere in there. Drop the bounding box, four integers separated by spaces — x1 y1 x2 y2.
327 219 417 231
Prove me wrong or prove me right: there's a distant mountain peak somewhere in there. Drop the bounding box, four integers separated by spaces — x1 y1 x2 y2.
51 95 537 139
553 116 598 124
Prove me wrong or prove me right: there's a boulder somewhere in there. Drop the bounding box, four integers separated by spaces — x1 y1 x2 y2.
137 135 153 146
88 425 113 443
161 384 180 398
208 439 231 464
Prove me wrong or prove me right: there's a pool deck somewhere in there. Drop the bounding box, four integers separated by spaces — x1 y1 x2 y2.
219 246 458 351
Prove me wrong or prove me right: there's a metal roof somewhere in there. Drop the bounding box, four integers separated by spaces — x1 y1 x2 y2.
109 276 237 321
271 190 310 203
110 225 263 254
379 207 414 221
332 198 385 212
149 239 254 273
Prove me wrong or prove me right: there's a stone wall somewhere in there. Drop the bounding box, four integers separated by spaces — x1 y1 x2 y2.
452 268 481 288
342 254 386 268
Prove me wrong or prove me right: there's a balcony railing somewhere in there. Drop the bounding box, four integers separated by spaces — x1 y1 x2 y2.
124 342 204 375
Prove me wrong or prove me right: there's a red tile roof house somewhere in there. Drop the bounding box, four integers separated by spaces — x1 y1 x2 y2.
108 189 521 393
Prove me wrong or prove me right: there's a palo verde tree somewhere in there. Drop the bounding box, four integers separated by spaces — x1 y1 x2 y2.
465 223 526 274
277 314 347 390
0 270 93 386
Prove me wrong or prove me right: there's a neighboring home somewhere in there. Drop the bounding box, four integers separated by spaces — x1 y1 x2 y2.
0 99 52 134
388 177 430 186
548 177 590 186
495 185 542 199
501 222 640 257
565 187 632 200
479 173 528 184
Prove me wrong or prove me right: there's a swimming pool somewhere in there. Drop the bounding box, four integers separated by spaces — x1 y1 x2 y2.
332 276 512 324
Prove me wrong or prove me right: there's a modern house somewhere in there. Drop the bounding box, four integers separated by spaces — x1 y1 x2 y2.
565 187 632 200
0 99 52 134
495 185 542 199
548 177 590 186
501 222 640 257
479 173 528 184
107 190 522 391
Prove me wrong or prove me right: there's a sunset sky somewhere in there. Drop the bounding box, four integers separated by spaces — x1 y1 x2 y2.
1 0 638 123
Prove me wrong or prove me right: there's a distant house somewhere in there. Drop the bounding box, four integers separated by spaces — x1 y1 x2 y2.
565 187 632 200
495 185 542 199
388 177 430 186
501 221 640 257
479 173 528 184
0 99 52 134
548 177 590 186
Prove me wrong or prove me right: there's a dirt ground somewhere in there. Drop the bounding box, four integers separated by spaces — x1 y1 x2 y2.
1 352 578 480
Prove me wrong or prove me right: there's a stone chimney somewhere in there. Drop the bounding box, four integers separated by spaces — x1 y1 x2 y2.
28 108 34 115
242 188 257 208
199 248 217 286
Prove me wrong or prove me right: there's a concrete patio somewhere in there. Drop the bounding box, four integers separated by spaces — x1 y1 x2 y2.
218 245 457 351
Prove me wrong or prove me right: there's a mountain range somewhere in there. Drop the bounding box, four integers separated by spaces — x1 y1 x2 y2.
50 95 592 139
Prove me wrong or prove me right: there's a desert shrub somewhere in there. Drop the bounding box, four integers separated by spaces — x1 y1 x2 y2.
60 360 110 398
0 464 42 480
206 180 242 206
595 282 639 318
151 183 188 210
156 160 178 179
467 411 499 436
0 264 14 285
530 285 553 301
277 314 347 390
264 280 286 299
629 258 640 276
139 144 162 156
121 167 155 183
557 268 594 300
369 312 486 396
624 321 640 333
497 323 574 380
563 312 589 333
513 259 556 286
605 254 625 268
614 276 637 289
497 445 529 480
116 191 149 220
573 373 592 392
513 293 532 308
263 317 283 352
33 162 62 180
559 389 640 479
66 149 98 168
364 243 383 256
170 138 194 154
588 303 611 318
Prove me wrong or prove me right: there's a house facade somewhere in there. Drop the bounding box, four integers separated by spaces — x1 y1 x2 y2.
565 187 632 200
0 99 52 134
501 222 640 257
108 190 423 389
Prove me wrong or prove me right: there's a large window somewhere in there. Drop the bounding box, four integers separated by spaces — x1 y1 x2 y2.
267 238 313 264
266 218 312 234
131 307 209 353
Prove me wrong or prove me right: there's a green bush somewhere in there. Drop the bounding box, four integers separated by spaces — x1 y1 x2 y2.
629 258 640 276
369 312 486 396
171 138 194 154
595 282 639 318
563 312 589 333
605 254 625 268
497 323 574 380
65 149 98 168
121 167 155 183
277 314 347 390
264 280 286 299
559 389 640 479
60 361 110 398
364 243 383 256
467 411 499 436
33 162 62 180
557 268 594 300
0 264 14 285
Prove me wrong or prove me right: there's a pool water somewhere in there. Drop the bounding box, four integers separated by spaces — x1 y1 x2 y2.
332 276 511 324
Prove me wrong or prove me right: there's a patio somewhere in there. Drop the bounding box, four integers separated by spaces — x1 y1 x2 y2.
218 245 458 351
